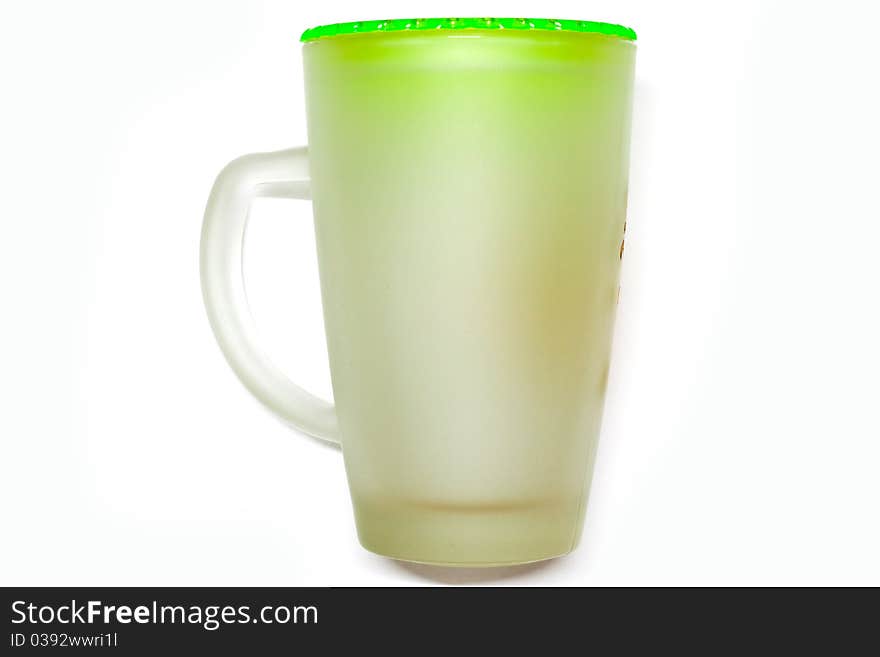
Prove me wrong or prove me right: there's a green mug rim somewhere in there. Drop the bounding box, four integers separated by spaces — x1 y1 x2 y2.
300 18 637 43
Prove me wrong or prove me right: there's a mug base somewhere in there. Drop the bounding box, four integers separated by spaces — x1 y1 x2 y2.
353 496 582 567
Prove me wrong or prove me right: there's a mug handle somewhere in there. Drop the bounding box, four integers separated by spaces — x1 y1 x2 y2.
200 147 339 444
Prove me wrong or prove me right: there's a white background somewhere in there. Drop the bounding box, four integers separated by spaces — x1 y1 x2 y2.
2 0 879 586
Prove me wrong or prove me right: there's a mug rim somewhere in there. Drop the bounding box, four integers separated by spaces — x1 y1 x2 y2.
300 18 637 43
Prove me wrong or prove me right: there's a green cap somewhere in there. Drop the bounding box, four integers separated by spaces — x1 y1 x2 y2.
300 18 637 43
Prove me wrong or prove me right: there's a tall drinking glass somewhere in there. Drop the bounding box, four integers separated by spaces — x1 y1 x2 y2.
201 18 637 565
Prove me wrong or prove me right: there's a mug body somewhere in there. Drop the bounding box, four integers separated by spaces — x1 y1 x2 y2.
303 27 635 565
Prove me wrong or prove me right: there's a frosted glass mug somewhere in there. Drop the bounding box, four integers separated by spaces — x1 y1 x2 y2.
201 19 636 566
